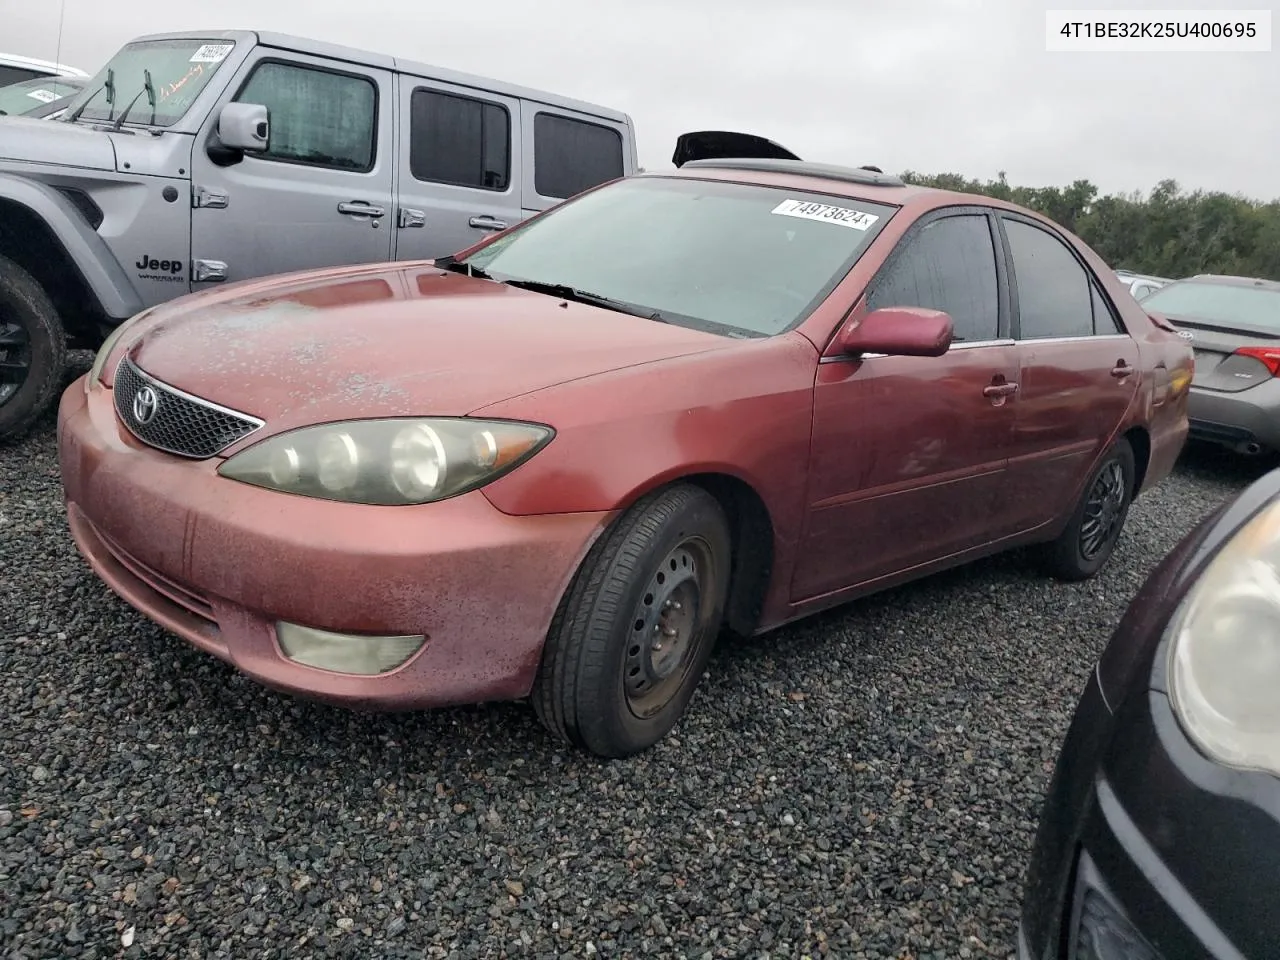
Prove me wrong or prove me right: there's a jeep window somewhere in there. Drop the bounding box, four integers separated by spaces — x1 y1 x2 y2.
533 113 624 200
236 62 377 172
409 88 510 191
458 176 896 338
64 39 235 127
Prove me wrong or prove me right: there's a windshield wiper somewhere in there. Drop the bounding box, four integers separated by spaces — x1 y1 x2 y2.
499 279 670 321
437 257 492 280
111 69 156 131
65 66 114 124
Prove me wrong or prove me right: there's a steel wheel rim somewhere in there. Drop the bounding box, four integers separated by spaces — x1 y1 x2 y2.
624 537 714 719
1080 460 1126 560
0 320 31 406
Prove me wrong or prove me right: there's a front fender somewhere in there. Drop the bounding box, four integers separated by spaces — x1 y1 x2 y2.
0 173 142 320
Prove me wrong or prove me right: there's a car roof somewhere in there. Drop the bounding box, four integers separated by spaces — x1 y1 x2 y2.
0 52 89 77
127 29 630 123
658 159 1061 222
1178 274 1280 291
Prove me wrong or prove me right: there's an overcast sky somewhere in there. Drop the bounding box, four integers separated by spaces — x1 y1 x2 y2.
8 0 1278 200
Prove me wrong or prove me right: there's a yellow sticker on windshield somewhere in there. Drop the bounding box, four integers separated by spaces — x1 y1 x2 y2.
771 199 879 231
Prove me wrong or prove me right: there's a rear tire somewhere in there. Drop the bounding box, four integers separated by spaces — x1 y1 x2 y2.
1039 437 1135 581
0 254 66 443
532 484 731 758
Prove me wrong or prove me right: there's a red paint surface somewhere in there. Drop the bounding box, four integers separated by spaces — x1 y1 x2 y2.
59 167 1192 710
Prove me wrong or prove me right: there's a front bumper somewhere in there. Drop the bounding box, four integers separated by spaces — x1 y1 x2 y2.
57 377 611 709
1188 379 1280 452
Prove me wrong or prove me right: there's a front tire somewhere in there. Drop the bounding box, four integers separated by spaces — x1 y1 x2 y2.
532 484 732 758
0 254 66 443
1040 437 1135 581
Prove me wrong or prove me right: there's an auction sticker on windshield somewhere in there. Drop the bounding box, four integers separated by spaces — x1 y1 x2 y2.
189 43 234 63
25 89 61 104
771 199 880 230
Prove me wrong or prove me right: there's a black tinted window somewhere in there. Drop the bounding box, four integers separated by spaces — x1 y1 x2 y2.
237 62 377 171
866 214 999 341
1091 283 1122 334
534 113 624 200
0 66 44 86
1005 219 1093 339
409 89 509 191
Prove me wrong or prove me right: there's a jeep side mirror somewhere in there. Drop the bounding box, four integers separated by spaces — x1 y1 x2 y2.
217 102 270 152
835 306 954 357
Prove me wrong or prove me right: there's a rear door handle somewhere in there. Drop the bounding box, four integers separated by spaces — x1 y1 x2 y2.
983 382 1019 399
1111 361 1134 378
468 215 508 231
337 201 386 218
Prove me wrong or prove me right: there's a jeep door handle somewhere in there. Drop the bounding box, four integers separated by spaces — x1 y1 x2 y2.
468 215 507 231
337 201 386 218
983 382 1019 399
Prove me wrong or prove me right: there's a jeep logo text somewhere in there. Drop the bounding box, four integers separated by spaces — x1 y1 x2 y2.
136 254 183 274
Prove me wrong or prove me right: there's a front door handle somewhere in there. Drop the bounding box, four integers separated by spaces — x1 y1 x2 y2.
468 215 508 231
1111 361 1134 379
337 201 386 218
983 382 1019 399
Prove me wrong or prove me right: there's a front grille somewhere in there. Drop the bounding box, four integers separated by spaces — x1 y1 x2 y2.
113 357 263 459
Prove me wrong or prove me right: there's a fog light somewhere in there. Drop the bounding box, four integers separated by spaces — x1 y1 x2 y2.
1075 889 1162 960
275 622 425 675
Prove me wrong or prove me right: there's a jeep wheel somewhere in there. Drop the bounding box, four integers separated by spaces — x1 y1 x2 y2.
0 254 66 442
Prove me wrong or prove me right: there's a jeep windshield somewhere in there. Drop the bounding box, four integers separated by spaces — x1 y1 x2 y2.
63 38 236 128
452 176 897 338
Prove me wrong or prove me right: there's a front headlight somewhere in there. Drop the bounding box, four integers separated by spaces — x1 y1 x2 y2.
216 417 553 505
88 309 153 387
1168 499 1280 775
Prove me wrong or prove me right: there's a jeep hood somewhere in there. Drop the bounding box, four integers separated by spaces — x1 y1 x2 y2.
119 263 730 440
0 115 116 171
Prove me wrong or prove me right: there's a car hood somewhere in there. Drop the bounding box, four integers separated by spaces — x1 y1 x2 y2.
0 115 116 170
124 263 731 437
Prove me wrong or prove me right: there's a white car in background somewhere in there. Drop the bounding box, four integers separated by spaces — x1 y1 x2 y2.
1116 270 1172 301
0 53 89 88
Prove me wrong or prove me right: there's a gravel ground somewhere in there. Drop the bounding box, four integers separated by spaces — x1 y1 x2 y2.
1 367 1270 959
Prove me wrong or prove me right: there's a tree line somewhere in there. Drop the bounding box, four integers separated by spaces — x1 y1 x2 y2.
899 171 1280 282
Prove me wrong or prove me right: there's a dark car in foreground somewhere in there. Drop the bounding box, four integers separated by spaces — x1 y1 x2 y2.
1020 469 1280 959
58 158 1192 757
1141 275 1280 457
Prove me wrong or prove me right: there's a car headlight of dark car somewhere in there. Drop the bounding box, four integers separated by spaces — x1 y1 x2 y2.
217 417 553 505
1167 500 1280 774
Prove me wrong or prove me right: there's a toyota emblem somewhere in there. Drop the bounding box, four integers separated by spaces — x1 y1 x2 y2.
132 385 159 424
1177 330 1194 341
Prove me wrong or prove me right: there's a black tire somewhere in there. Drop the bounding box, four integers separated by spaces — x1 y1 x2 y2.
1039 437 1136 582
0 254 66 443
532 484 732 758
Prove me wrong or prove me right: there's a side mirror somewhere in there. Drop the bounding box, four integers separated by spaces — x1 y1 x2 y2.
217 102 269 152
836 306 954 357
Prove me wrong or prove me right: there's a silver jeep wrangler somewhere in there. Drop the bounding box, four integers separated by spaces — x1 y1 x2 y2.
0 30 645 440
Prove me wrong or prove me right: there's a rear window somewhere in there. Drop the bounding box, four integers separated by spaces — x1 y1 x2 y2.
1142 281 1280 331
533 112 624 200
0 65 45 86
0 76 83 116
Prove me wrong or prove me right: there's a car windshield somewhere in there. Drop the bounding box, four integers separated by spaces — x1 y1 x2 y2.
0 76 82 116
457 176 897 337
63 38 237 128
1143 280 1280 331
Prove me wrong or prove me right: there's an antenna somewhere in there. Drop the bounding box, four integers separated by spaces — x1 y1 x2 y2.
54 0 68 71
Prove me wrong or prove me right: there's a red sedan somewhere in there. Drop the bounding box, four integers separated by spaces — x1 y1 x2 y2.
57 157 1192 758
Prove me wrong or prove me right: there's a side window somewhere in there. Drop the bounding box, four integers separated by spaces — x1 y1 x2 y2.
236 61 377 172
1004 219 1093 339
533 112 624 200
866 214 1000 342
1091 283 1122 334
0 66 43 86
409 89 510 191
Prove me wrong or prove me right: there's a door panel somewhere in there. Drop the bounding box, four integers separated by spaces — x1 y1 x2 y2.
393 77 524 262
792 344 1020 600
999 216 1142 532
189 52 394 289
